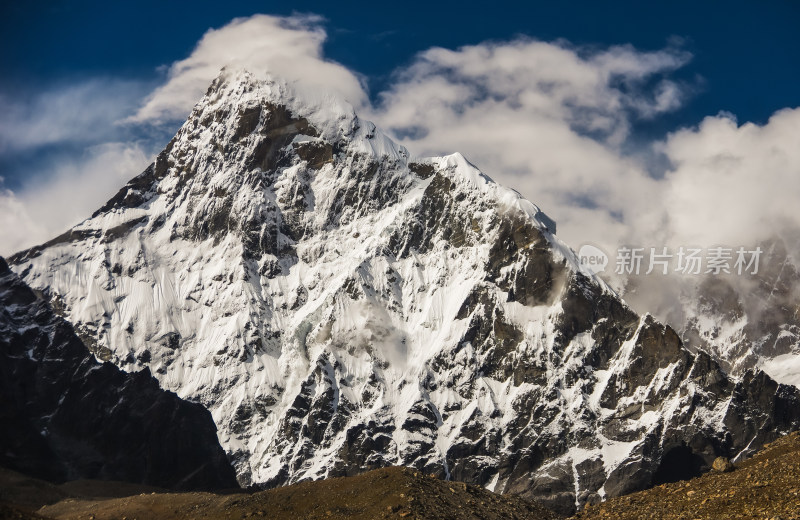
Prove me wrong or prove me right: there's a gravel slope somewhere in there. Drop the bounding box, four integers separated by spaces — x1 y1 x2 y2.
32 467 558 520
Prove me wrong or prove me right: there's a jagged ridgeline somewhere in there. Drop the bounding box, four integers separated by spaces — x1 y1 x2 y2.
9 70 800 514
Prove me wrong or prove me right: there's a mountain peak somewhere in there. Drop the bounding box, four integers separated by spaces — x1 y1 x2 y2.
12 68 562 271
203 67 409 159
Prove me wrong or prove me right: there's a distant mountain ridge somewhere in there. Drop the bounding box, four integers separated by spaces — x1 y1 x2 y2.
8 69 800 514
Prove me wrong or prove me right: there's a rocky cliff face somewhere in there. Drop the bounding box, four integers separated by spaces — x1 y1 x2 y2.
0 257 238 490
8 70 800 514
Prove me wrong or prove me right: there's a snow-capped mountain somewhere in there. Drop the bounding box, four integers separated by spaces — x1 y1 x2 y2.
9 70 800 514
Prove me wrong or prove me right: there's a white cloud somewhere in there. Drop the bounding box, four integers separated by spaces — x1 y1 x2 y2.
613 106 800 329
661 108 800 252
0 143 150 255
0 189 46 256
0 79 147 153
0 78 156 256
129 14 368 125
0 80 154 256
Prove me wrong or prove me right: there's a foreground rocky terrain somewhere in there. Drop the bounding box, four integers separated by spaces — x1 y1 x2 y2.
0 257 237 490
572 430 800 520
5 432 800 519
8 69 800 514
1 466 558 520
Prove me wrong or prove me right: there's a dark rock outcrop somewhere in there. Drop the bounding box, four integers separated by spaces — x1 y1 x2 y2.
0 257 237 490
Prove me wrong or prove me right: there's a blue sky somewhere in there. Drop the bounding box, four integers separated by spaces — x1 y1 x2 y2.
1 1 799 260
3 1 798 126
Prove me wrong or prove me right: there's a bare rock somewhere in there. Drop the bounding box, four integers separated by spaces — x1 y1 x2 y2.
712 457 735 473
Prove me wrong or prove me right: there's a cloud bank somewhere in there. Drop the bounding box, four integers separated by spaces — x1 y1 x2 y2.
662 108 800 251
0 79 147 154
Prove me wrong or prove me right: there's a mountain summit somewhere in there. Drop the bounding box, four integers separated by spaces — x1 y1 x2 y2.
9 69 800 514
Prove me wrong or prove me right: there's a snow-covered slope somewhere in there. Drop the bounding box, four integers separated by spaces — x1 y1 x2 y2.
9 70 800 514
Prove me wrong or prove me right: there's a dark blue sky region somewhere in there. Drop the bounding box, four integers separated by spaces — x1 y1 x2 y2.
2 0 798 128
